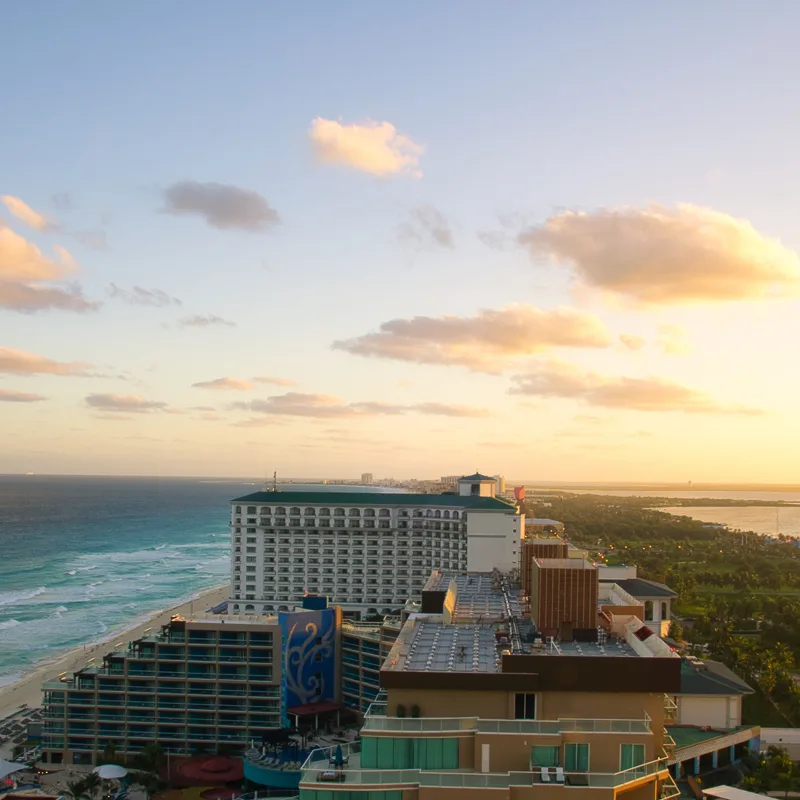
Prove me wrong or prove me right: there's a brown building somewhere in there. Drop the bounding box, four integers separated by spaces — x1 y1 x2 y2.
529 557 598 639
520 538 569 598
298 570 682 800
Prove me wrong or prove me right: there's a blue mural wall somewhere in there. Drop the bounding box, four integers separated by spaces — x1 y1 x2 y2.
278 603 337 725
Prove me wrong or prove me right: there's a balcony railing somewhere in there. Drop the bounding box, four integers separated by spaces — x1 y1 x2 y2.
361 714 651 735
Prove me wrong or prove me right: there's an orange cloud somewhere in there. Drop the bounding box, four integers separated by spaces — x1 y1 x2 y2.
334 304 613 373
309 118 423 177
519 204 800 304
192 377 255 391
0 347 93 376
1 196 55 231
510 361 761 414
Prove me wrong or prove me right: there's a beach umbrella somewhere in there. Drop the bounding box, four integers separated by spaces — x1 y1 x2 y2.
0 760 25 781
333 745 344 768
93 765 128 780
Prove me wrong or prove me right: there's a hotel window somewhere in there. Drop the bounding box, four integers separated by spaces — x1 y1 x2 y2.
514 693 536 720
247 506 256 513
620 744 645 771
531 746 559 768
565 743 590 772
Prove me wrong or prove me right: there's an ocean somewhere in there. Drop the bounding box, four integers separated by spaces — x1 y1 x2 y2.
0 476 390 688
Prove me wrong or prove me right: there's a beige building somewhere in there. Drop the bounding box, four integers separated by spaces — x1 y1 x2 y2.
299 572 682 800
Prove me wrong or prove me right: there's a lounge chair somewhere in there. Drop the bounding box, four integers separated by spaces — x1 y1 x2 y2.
555 767 565 783
541 767 551 783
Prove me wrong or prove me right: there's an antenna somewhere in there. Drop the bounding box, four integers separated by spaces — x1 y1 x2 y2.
273 470 278 493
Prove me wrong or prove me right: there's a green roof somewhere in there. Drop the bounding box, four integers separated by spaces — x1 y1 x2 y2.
231 491 516 511
667 725 735 750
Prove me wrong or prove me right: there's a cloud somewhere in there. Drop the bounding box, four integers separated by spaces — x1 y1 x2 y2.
52 192 76 211
509 361 761 414
1 196 55 231
333 304 613 373
231 417 286 428
0 281 99 313
74 230 108 251
518 204 800 304
657 323 692 355
0 227 97 313
232 392 489 419
162 181 280 232
0 388 48 403
192 377 255 391
178 314 236 328
309 117 423 178
477 230 514 251
85 393 168 413
108 283 181 307
0 347 93 376
397 206 454 249
252 375 296 387
619 333 645 351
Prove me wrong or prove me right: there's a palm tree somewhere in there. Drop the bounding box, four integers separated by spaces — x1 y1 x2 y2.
130 771 165 800
64 779 89 800
82 771 102 800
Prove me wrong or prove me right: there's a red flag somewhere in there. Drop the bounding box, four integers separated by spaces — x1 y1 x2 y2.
514 486 526 501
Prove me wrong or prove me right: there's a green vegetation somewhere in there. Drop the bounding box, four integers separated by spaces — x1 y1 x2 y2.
526 493 800 726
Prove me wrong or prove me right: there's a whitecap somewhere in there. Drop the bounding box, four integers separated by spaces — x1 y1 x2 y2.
0 619 22 630
66 570 77 576
0 586 46 607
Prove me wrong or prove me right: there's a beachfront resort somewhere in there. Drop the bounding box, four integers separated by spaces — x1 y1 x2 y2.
0 473 768 800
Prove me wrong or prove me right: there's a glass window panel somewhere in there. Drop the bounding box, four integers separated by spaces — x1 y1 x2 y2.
565 742 590 771
377 736 394 769
532 746 560 767
443 737 459 769
361 735 377 768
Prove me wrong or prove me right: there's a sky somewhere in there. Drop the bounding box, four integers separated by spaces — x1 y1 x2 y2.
2 1 800 482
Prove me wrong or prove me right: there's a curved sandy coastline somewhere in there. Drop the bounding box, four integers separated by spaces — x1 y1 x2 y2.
0 583 229 723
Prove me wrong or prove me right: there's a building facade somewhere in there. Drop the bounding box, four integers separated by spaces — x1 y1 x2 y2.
529 558 599 639
299 572 683 800
40 600 340 765
229 481 521 617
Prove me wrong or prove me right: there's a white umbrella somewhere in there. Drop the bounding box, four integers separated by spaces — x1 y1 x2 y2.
0 759 25 781
93 765 128 780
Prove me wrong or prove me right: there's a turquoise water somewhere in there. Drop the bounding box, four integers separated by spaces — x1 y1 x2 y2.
0 476 390 687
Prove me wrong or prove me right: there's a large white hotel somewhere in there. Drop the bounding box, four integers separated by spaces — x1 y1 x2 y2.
229 473 523 618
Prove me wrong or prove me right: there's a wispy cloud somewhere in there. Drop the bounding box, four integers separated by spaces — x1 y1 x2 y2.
619 333 645 351
74 230 108 251
334 304 613 373
657 324 692 355
192 377 254 391
396 206 454 249
231 392 489 419
85 393 168 413
252 375 296 387
162 181 280 232
0 347 93 376
51 192 76 211
108 283 181 307
1 196 56 231
178 314 236 328
0 282 99 313
519 204 800 304
510 361 762 415
0 388 48 403
309 118 423 178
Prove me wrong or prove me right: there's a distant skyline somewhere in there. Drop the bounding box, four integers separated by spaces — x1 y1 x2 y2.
2 2 799 481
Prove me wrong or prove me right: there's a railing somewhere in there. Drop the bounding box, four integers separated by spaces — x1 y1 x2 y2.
362 715 651 735
660 773 681 800
663 695 678 722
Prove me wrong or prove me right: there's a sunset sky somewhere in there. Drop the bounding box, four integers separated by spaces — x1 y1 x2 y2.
2 2 800 482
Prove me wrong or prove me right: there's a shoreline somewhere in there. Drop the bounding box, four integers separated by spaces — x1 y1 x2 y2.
0 583 230 723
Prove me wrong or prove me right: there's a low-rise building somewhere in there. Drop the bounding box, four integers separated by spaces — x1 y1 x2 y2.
529 558 598 639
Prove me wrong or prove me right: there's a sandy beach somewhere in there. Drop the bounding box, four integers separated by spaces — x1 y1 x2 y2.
0 583 230 724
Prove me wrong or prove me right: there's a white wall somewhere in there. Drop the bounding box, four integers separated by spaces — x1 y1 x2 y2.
466 510 522 571
596 565 638 581
674 694 742 728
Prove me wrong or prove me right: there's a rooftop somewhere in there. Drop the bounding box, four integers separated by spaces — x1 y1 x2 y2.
534 557 595 570
679 658 754 695
232 490 516 511
423 571 525 622
385 617 645 674
526 519 566 527
459 472 496 482
611 578 678 599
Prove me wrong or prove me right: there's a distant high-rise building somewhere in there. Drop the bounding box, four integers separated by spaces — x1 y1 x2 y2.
493 474 506 494
361 472 373 485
